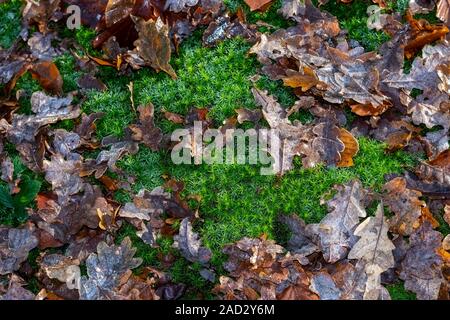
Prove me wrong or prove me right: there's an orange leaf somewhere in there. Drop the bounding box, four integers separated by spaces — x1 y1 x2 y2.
337 128 359 167
88 54 116 67
98 175 119 192
244 0 273 11
350 101 391 116
282 67 321 92
404 10 449 59
162 108 185 124
30 61 63 95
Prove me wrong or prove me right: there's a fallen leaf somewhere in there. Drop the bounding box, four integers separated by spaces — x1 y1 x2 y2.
173 218 212 264
30 61 63 95
39 253 81 290
235 108 262 124
437 0 450 26
77 74 107 91
0 274 35 300
400 222 444 300
347 204 395 300
79 237 142 300
336 128 359 167
129 16 177 79
244 0 273 12
129 104 163 151
279 214 319 256
162 108 185 124
310 180 367 263
0 225 38 275
383 177 427 235
404 11 449 59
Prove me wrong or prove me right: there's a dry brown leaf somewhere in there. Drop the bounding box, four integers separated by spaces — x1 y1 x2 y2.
162 108 185 124
400 222 444 300
309 180 367 263
350 101 391 116
404 11 449 59
30 61 63 95
129 104 162 151
383 177 426 236
337 128 359 167
282 67 322 92
244 0 273 12
130 16 177 79
348 204 395 300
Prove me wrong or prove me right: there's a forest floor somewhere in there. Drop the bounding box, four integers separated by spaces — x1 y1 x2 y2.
1 0 446 299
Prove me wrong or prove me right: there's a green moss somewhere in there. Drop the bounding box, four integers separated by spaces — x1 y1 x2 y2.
163 138 417 266
54 53 84 93
117 148 164 193
0 0 22 48
134 36 257 124
387 282 417 300
82 79 135 138
318 0 390 51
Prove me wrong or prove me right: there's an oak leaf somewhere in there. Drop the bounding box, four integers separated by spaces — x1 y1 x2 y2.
310 180 367 263
347 204 395 300
400 222 444 300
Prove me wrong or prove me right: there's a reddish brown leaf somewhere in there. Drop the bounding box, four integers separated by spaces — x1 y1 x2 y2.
404 11 449 59
129 103 163 151
162 108 185 124
30 61 63 95
337 128 359 168
245 0 273 12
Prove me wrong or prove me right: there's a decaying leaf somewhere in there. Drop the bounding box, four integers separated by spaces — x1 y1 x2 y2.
0 225 38 275
215 236 317 300
203 14 256 47
279 214 319 257
119 187 192 245
129 16 177 79
309 180 367 263
347 204 395 300
39 253 81 290
79 237 142 300
235 108 262 125
383 177 427 235
173 218 212 264
400 222 444 300
0 274 36 300
129 104 163 151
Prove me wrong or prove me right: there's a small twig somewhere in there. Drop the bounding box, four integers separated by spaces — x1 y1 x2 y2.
127 81 137 116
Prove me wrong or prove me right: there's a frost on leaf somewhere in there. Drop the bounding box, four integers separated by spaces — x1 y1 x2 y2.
347 204 395 300
400 222 444 300
79 237 142 300
0 225 38 275
310 180 367 263
173 218 211 264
